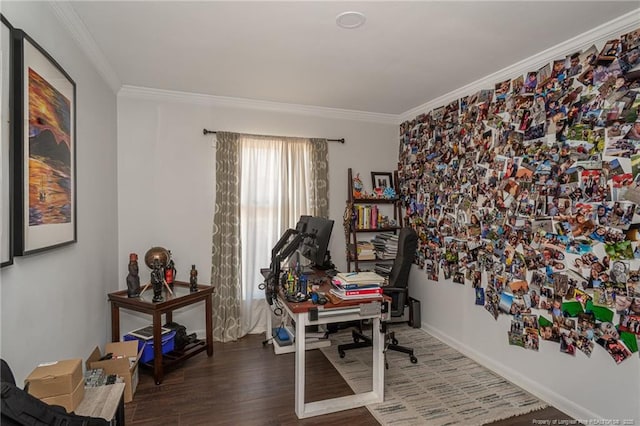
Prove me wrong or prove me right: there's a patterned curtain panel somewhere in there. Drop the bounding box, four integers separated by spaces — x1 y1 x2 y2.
211 133 331 339
310 138 329 218
211 131 242 342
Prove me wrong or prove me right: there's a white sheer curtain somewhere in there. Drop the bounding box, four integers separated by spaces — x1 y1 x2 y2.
239 135 315 335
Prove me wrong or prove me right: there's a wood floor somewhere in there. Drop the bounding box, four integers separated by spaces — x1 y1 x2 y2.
125 333 573 425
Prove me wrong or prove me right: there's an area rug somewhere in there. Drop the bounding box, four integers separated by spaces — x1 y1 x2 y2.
320 326 547 426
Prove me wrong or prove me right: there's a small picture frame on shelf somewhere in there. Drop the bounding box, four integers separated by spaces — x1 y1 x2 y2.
371 172 393 190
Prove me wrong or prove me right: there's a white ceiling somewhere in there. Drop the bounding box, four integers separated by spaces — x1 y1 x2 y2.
66 1 639 115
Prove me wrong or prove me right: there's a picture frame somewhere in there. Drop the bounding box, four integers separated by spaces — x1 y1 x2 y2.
12 28 76 256
371 172 393 190
1 14 14 267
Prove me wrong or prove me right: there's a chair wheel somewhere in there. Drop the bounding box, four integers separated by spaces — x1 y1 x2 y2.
410 356 418 364
339 350 346 358
391 338 399 345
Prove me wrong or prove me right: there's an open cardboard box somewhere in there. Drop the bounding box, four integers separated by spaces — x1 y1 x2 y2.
25 358 84 413
87 341 142 403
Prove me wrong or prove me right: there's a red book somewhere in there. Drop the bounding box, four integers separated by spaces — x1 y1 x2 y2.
341 287 383 296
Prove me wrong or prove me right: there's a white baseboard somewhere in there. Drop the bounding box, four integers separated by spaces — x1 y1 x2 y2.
421 323 601 421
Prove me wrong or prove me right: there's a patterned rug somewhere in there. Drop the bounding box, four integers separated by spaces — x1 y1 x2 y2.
320 326 547 425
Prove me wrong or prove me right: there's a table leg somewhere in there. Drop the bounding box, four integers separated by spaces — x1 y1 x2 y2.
111 303 120 342
294 312 306 418
205 294 213 356
372 317 384 399
153 312 163 385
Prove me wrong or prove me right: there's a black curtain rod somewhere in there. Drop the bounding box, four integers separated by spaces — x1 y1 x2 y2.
203 129 344 144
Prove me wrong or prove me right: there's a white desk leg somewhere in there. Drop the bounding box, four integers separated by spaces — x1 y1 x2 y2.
372 316 384 399
266 306 273 344
294 312 306 418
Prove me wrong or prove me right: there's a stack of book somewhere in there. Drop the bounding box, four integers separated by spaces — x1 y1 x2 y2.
356 240 376 260
371 233 398 259
330 271 385 300
374 262 393 277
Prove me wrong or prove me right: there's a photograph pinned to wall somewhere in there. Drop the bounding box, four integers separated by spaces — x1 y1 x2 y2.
495 79 510 100
621 28 640 52
12 29 76 255
566 52 583 77
524 329 539 351
1 14 14 267
559 333 577 356
539 316 561 342
511 75 524 95
619 314 640 335
508 331 525 348
596 39 621 65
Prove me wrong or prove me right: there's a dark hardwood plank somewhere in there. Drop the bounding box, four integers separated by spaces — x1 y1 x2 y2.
125 334 571 425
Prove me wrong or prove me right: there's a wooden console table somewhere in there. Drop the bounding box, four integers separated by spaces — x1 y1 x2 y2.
108 281 214 385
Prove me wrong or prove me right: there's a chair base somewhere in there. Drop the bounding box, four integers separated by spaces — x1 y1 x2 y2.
337 329 418 367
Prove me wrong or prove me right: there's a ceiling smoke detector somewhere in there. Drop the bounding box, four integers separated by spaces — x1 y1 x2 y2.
336 11 366 29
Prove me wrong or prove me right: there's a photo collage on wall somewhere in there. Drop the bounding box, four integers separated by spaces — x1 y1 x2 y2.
398 28 640 364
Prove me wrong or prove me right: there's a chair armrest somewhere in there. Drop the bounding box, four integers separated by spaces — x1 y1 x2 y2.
383 287 408 317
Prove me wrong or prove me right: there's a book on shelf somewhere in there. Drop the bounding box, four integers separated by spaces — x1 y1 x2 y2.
355 204 380 230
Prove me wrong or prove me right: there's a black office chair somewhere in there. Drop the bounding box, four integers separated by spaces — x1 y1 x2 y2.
337 227 419 367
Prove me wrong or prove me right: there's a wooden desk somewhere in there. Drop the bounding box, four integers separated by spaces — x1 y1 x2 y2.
266 271 387 419
108 281 214 385
75 383 125 425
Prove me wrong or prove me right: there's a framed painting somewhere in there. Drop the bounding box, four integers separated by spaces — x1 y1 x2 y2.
1 14 14 266
12 29 76 256
371 171 393 190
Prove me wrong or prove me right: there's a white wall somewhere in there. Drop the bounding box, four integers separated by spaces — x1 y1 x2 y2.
407 11 640 423
0 2 118 385
116 90 398 333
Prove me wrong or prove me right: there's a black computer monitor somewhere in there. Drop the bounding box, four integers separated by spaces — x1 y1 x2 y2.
295 215 311 233
300 216 334 269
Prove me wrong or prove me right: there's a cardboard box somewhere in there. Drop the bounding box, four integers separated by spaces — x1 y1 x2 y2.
87 341 141 403
25 358 85 413
41 379 85 413
25 358 83 399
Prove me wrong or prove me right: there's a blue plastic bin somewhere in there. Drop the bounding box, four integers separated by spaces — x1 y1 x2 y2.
124 330 176 363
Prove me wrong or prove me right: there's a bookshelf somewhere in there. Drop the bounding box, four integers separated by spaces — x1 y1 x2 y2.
346 168 402 272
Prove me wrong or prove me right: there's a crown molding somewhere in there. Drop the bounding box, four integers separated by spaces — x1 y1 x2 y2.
48 1 121 93
118 85 400 124
399 9 640 123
